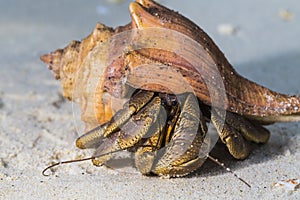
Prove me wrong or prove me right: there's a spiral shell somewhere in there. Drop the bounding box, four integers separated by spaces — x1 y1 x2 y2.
41 23 118 130
41 0 300 132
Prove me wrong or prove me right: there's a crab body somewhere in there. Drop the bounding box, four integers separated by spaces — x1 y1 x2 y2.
41 0 300 177
77 91 207 177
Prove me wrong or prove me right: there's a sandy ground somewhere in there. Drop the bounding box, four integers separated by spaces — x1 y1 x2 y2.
0 0 300 199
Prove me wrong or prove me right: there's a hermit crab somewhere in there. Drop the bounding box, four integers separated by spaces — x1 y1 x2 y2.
41 0 300 178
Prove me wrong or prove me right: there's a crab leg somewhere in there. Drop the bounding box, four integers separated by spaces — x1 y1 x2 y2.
91 95 162 166
134 105 170 174
211 109 270 159
150 93 208 177
76 90 154 149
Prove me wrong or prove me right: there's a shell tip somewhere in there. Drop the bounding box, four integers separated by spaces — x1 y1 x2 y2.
40 53 53 65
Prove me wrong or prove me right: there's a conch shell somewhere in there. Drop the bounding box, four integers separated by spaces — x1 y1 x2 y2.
41 0 300 131
41 23 120 130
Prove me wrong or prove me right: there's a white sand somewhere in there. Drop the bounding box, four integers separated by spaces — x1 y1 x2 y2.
0 0 299 199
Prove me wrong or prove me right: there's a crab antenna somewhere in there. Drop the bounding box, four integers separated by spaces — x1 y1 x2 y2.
207 154 251 188
42 149 124 176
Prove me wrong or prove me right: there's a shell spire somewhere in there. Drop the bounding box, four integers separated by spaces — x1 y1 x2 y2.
40 23 117 130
